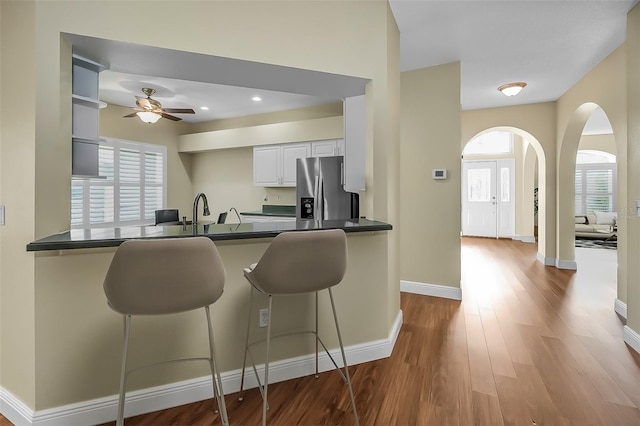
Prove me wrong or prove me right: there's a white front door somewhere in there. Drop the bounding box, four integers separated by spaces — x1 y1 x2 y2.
462 159 515 238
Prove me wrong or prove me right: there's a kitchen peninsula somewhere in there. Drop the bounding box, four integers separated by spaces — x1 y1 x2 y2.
25 215 396 426
26 218 391 251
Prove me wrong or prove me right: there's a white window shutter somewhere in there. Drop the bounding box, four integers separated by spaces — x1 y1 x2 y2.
71 139 166 229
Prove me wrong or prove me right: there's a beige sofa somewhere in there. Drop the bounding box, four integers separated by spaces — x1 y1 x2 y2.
575 212 616 239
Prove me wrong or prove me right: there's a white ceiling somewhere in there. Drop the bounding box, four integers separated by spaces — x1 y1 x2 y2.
391 0 637 111
79 0 636 132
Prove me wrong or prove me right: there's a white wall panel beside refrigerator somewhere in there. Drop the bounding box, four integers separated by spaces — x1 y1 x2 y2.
344 95 366 192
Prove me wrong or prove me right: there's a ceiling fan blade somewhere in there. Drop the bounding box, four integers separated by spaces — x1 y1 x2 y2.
160 112 182 121
162 108 195 114
123 112 139 118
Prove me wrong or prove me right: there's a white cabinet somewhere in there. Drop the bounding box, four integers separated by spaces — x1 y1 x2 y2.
311 139 345 157
253 145 280 186
253 142 310 187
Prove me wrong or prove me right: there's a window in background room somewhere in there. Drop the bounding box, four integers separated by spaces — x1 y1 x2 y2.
71 139 167 229
463 130 513 156
575 150 616 215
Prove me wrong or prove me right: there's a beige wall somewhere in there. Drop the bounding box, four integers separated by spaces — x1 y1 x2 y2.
399 63 461 288
1 0 37 407
579 133 617 154
627 4 640 333
190 147 297 214
188 102 343 134
1 0 400 412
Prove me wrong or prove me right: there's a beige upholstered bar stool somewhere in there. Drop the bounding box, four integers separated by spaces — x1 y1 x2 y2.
238 229 359 426
103 237 229 426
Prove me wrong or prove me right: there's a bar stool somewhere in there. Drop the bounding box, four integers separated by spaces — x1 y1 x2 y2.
238 229 359 426
103 237 229 426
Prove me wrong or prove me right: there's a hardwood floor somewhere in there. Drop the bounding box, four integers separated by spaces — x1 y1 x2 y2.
5 237 640 425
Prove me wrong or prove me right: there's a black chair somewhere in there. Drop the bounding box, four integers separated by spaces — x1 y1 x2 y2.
154 209 180 225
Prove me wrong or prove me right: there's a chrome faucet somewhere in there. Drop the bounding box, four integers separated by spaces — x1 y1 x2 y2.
192 192 210 225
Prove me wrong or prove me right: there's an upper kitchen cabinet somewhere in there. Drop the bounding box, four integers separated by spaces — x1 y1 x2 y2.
72 54 105 177
254 142 311 187
311 139 345 157
343 95 366 192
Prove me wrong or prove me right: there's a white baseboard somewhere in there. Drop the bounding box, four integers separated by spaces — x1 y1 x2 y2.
1 388 33 426
614 299 628 319
512 235 536 244
536 252 555 266
555 259 577 270
1 310 403 426
623 325 640 356
535 252 576 270
400 280 462 301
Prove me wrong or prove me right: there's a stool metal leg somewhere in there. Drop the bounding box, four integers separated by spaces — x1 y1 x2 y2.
239 286 255 401
116 315 131 426
328 288 360 426
205 306 229 426
262 295 273 426
315 292 319 378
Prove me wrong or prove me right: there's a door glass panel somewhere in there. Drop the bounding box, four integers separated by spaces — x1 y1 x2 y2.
467 168 490 202
500 167 510 202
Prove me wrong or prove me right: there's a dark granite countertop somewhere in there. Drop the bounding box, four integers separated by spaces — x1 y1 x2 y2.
26 218 392 252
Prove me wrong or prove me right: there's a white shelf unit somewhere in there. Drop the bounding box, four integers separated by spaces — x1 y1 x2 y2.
72 54 105 177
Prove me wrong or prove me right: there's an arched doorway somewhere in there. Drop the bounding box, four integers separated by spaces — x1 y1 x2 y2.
557 103 618 269
462 127 544 251
558 104 622 316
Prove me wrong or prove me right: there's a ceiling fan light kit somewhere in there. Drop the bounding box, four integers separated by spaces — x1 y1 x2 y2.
123 87 195 123
136 111 161 124
498 82 527 97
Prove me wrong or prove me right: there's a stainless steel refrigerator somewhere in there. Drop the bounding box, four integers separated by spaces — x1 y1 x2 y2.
296 156 359 220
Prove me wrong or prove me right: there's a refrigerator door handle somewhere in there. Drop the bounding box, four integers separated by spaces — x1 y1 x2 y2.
314 176 324 220
341 162 345 186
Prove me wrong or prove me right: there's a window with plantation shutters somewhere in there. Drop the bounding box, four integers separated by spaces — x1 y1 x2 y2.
575 163 616 215
71 139 167 229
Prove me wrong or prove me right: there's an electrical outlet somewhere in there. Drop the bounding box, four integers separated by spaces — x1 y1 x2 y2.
259 308 269 328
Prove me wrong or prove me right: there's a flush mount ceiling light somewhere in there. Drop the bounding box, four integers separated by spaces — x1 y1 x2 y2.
136 111 161 124
200 106 209 111
252 96 262 102
498 82 527 97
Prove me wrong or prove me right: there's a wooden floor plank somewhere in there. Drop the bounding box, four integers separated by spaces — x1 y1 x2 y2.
479 307 517 378
465 311 499 396
4 238 638 426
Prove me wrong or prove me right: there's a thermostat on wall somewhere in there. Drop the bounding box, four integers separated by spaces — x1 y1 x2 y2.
432 169 447 180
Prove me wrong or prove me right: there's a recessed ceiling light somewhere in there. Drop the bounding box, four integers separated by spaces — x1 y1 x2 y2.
200 106 209 111
252 96 262 102
498 82 527 97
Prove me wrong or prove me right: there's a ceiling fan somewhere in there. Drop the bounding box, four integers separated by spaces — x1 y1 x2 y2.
123 87 195 123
